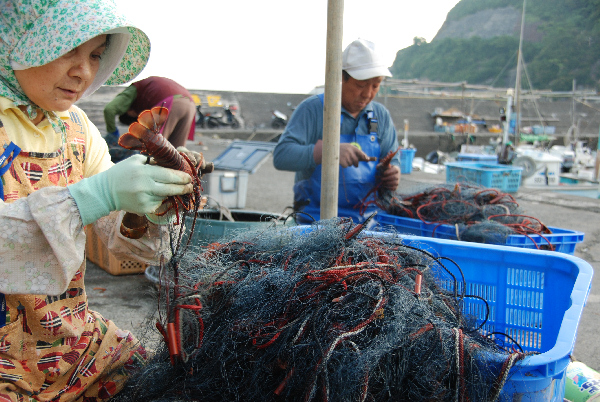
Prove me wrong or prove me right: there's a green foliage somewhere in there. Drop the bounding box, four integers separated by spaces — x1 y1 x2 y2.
447 0 523 20
391 36 524 86
391 0 600 91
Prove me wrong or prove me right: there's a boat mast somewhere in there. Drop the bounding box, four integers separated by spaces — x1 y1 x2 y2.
513 0 527 147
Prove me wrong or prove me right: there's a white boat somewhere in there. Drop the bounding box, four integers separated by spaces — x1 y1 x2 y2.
502 0 599 192
552 176 599 199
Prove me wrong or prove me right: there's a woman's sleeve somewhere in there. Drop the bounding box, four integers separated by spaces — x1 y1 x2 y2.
79 107 177 266
0 187 88 295
0 109 177 296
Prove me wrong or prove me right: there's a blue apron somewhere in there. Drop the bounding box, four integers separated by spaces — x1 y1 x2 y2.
294 95 380 224
0 142 21 328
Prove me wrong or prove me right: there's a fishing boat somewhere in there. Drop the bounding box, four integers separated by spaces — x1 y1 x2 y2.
502 0 599 194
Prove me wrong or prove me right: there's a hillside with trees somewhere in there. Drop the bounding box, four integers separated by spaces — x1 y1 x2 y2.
390 0 600 91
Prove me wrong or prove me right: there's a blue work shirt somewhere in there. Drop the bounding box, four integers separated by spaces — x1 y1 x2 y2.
273 94 400 185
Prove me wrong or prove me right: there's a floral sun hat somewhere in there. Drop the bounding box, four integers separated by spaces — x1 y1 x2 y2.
0 0 151 111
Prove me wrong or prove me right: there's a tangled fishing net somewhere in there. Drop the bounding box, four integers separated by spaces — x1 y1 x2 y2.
369 182 555 250
115 217 533 402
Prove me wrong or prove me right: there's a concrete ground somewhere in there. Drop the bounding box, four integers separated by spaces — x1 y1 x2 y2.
86 132 600 372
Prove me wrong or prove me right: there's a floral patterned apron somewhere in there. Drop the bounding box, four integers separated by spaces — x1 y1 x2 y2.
0 109 146 402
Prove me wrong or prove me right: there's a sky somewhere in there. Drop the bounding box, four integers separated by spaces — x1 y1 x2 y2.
117 0 461 94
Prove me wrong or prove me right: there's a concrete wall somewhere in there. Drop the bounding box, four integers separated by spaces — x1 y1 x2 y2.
76 86 600 159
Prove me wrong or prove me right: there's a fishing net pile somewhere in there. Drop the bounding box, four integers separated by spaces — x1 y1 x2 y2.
373 182 554 249
115 218 532 402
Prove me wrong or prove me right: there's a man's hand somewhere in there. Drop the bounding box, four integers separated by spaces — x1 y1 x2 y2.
378 164 401 191
339 143 372 168
313 140 374 167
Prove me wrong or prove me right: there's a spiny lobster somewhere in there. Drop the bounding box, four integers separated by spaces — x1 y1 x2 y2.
118 106 216 362
117 106 213 238
355 146 401 216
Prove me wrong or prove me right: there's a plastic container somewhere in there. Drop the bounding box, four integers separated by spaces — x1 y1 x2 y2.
201 170 249 209
288 226 593 400
146 210 291 285
374 213 585 254
400 148 417 174
446 162 523 193
457 153 499 163
203 141 276 208
389 233 593 401
181 209 289 247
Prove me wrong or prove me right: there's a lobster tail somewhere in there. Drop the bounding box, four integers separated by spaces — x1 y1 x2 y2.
138 107 169 132
119 106 170 151
118 122 148 150
118 106 197 175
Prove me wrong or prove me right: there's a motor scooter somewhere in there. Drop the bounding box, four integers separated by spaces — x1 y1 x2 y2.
205 104 241 129
271 102 295 129
271 110 288 129
195 105 206 128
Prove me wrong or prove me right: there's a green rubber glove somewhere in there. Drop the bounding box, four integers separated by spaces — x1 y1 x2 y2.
68 154 192 226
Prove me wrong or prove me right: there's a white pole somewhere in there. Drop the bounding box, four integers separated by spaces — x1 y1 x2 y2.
403 119 409 148
503 91 513 147
320 0 344 220
514 0 526 147
594 124 600 182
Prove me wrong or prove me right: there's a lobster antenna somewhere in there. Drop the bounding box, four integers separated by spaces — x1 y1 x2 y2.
153 101 168 133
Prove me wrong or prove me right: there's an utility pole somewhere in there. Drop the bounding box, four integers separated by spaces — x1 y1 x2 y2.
320 0 343 220
595 124 600 182
513 0 527 147
572 79 577 143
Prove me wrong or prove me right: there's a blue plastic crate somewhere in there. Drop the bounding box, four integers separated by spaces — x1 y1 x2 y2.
446 162 523 192
291 225 593 400
457 153 499 162
400 148 416 174
391 234 593 401
374 213 584 254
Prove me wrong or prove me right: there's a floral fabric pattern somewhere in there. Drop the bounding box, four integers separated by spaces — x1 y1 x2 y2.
0 106 155 401
0 0 150 109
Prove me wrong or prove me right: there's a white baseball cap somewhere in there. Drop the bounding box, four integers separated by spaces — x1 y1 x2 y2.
342 38 392 80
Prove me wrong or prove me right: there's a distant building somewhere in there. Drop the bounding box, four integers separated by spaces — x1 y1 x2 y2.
309 85 324 95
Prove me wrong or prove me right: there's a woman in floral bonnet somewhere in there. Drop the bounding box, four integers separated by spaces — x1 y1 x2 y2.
0 0 195 400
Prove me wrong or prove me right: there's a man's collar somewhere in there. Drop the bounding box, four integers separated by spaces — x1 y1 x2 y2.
341 101 374 119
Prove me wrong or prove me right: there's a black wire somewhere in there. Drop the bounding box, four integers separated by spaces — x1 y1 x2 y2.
435 256 466 301
399 244 461 302
460 294 490 333
290 211 317 222
487 332 525 354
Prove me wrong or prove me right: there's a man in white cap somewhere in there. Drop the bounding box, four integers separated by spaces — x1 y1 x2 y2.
273 38 401 224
